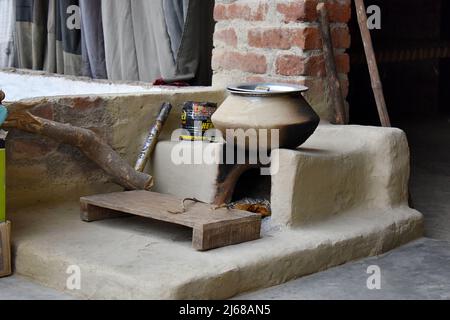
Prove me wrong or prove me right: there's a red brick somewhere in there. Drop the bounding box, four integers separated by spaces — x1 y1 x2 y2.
212 50 267 74
292 27 322 49
248 28 292 50
275 54 305 76
214 2 268 21
275 54 324 77
276 0 351 23
276 53 349 77
247 26 349 50
214 28 238 48
214 4 227 20
331 26 351 49
248 27 323 50
326 0 352 23
277 0 318 22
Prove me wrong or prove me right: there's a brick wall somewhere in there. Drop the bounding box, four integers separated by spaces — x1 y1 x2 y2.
212 0 351 121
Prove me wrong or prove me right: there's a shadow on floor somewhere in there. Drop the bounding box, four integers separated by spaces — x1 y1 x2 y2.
402 116 450 241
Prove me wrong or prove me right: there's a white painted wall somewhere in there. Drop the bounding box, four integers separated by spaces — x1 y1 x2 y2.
0 71 164 102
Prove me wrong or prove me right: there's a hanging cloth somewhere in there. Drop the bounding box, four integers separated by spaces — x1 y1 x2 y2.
15 0 48 70
163 0 189 62
0 0 15 68
102 0 213 84
45 0 82 75
79 0 107 79
15 0 82 75
101 0 139 81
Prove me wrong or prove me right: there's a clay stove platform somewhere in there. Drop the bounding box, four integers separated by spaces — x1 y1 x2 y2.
7 122 424 299
10 201 421 300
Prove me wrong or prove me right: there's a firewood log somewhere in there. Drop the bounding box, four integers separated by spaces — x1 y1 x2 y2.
0 92 153 191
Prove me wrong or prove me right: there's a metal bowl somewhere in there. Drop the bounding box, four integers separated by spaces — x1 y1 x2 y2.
227 83 309 97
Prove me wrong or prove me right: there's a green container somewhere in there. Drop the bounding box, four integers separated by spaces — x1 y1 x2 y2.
0 147 5 223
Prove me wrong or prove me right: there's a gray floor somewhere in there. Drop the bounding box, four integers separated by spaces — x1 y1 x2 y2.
0 275 73 300
405 117 450 241
238 238 450 300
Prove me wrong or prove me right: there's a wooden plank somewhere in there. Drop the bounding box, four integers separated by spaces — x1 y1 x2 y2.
81 191 258 228
0 221 11 278
80 202 129 222
193 218 261 251
80 191 262 251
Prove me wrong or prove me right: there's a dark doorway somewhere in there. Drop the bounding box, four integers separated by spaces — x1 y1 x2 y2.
347 0 450 240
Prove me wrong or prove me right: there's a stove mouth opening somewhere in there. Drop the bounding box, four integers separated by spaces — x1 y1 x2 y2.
230 168 272 218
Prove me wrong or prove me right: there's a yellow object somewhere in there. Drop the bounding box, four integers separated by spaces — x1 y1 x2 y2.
0 148 5 222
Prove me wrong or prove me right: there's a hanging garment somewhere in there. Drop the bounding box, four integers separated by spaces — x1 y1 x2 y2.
101 0 139 81
15 0 49 70
163 0 189 62
45 0 82 75
16 0 82 75
161 0 215 85
102 0 213 84
79 0 106 79
0 0 15 68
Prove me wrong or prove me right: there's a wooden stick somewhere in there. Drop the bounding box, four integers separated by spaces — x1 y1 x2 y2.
1 94 154 191
354 0 391 127
135 103 172 172
213 162 264 206
317 3 348 125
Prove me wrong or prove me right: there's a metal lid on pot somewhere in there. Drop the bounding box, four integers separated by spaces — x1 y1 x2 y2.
227 83 309 96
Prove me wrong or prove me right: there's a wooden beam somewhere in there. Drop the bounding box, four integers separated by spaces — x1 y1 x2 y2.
1 93 154 191
354 0 391 127
80 191 262 251
317 3 348 125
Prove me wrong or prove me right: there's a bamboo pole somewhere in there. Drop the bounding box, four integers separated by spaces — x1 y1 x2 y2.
135 103 172 172
354 0 391 127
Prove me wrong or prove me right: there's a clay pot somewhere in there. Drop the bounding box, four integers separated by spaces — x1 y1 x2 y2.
211 84 320 150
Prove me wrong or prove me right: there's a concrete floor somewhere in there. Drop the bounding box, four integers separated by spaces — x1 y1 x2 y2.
403 117 450 241
0 275 73 300
238 238 450 300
